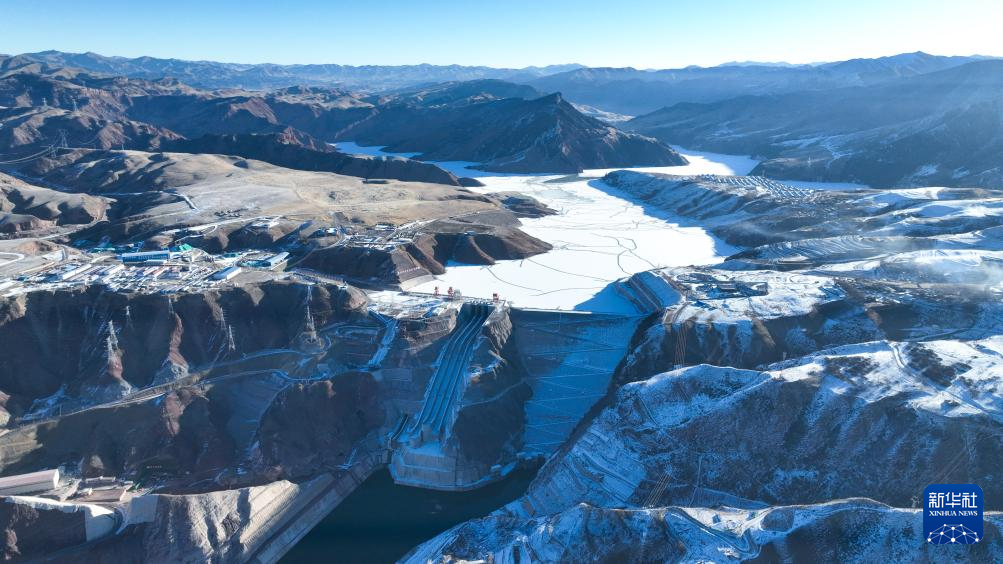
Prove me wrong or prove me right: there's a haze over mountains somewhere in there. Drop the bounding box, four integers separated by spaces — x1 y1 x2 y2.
6 50 585 92
9 50 993 112
531 51 996 115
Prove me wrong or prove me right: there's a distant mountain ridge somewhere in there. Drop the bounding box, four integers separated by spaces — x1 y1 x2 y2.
528 51 998 114
0 59 679 175
12 50 584 92
6 49 1003 181
624 59 1003 187
12 50 996 115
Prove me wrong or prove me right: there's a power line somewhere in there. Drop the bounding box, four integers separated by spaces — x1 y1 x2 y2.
0 146 57 165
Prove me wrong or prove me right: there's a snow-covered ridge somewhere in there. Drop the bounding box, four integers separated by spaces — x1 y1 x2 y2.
503 336 1003 519
603 171 1003 249
407 500 1003 563
619 266 883 378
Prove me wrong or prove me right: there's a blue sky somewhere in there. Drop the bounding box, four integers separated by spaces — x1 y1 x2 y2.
2 0 1000 68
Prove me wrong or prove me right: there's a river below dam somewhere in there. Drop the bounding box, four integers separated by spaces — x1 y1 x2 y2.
280 468 536 563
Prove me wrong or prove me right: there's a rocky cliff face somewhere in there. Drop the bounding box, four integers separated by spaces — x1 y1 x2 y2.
301 226 551 288
0 280 367 417
253 373 385 480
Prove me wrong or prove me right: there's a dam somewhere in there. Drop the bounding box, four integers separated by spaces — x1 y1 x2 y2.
240 291 648 560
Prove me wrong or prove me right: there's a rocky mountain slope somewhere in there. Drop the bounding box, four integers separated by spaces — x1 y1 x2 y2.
0 68 456 185
375 79 544 107
0 61 677 175
0 171 109 233
335 92 685 173
624 60 1003 187
601 171 1003 248
603 170 1003 377
513 338 1003 515
0 106 182 153
161 129 466 186
8 148 545 249
300 219 552 288
409 338 1003 562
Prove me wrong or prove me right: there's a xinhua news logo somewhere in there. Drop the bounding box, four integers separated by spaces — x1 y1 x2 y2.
924 484 983 545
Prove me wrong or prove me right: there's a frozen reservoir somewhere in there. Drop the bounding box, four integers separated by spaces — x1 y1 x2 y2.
335 142 757 312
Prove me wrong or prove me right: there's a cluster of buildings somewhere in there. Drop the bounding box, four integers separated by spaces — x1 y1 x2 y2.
673 271 770 300
0 468 136 526
243 251 289 269
0 245 295 297
314 222 420 252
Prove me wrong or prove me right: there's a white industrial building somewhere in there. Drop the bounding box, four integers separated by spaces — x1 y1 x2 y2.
261 252 289 269
100 264 126 277
212 266 242 281
119 250 181 263
0 468 60 496
48 264 93 282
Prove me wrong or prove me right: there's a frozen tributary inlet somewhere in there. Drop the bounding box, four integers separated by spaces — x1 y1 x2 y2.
336 142 759 312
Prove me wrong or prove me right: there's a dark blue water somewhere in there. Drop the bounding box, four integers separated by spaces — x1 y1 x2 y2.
280 468 536 563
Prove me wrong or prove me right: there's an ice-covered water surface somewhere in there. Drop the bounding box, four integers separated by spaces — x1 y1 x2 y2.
333 142 755 312
413 175 739 312
333 142 761 180
582 146 759 178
